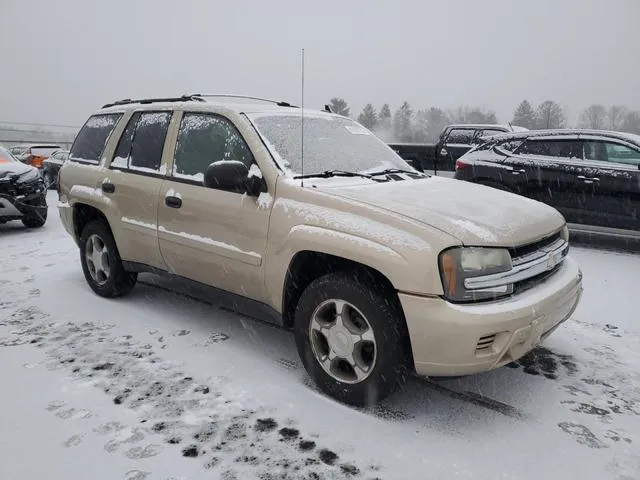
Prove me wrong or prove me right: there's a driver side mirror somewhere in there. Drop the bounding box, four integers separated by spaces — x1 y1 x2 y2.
204 160 265 196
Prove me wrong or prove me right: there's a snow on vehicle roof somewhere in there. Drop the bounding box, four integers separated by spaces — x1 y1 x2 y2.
485 128 640 146
447 124 526 130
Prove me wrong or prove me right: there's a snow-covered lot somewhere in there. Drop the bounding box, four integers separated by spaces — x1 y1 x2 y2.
1 191 638 480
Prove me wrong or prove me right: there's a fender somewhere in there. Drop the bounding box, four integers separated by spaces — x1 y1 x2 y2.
266 224 438 313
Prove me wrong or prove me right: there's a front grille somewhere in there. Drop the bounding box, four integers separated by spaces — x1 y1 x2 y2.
509 232 568 294
513 266 560 294
509 231 562 260
17 179 44 196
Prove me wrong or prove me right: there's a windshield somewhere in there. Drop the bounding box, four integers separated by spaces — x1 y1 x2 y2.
0 145 18 164
247 112 410 175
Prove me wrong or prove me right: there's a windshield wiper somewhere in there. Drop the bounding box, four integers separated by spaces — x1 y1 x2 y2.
293 169 373 180
366 168 425 177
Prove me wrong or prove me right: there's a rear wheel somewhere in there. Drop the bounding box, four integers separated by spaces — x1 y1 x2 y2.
294 271 412 406
79 220 137 297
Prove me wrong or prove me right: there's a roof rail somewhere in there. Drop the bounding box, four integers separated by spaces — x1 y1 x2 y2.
101 95 205 109
187 93 297 108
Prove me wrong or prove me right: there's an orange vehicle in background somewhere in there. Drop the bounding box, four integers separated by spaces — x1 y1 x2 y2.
9 144 61 169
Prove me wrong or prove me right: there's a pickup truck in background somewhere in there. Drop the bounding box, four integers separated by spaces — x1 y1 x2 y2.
388 123 527 175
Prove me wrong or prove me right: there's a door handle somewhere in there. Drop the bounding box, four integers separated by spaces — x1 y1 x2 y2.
165 196 182 209
102 182 115 193
577 175 600 183
511 169 526 175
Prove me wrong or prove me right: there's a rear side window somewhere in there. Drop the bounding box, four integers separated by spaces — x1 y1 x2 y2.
516 139 581 159
497 139 524 152
70 113 122 164
446 129 475 145
110 111 172 173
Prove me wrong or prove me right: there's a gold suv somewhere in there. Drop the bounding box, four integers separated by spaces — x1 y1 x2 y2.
58 94 583 406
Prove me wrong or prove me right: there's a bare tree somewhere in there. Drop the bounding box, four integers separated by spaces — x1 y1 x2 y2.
535 101 566 129
579 104 607 129
621 111 640 135
607 105 628 131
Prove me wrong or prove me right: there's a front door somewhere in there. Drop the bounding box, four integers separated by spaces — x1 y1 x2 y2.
580 138 640 231
157 111 271 302
103 110 174 270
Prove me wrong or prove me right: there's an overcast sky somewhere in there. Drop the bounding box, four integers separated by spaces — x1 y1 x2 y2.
1 0 638 128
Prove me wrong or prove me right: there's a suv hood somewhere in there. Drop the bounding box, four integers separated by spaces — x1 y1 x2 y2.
317 176 565 247
0 161 32 178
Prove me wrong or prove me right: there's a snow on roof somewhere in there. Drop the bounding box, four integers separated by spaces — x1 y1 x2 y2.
447 124 519 130
486 128 640 146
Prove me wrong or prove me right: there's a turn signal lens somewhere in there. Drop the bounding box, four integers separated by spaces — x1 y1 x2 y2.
440 252 458 297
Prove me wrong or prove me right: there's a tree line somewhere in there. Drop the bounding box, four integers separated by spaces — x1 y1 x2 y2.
327 97 640 143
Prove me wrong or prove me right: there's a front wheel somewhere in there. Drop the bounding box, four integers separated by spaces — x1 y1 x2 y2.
22 208 47 228
294 271 412 406
79 220 137 298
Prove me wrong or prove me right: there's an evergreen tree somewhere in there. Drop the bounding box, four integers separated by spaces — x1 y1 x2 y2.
328 97 350 117
357 103 378 130
392 101 413 142
512 100 536 129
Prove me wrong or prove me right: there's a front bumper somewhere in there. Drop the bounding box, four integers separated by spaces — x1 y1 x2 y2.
401 255 583 377
0 192 47 220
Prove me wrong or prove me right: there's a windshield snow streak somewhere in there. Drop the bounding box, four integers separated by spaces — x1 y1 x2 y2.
248 114 409 175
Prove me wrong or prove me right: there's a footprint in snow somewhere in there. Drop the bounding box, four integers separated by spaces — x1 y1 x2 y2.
172 329 191 337
125 444 163 459
63 434 84 447
558 422 607 449
124 471 150 480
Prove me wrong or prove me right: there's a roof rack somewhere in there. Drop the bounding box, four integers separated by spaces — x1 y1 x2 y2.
186 93 297 108
101 95 204 109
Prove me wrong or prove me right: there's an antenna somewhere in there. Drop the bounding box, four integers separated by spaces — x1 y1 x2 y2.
300 48 305 188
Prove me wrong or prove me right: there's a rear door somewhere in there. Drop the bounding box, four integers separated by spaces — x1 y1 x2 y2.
579 137 640 231
510 137 586 221
438 127 476 172
104 110 174 270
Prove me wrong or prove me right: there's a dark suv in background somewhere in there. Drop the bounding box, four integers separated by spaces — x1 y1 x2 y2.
454 129 640 237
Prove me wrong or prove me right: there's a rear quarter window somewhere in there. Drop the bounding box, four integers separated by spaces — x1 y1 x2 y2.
69 113 122 164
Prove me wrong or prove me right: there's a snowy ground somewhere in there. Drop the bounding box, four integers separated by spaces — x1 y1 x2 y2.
1 191 638 480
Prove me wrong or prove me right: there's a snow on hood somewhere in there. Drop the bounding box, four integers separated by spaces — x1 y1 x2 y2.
0 161 33 178
317 176 565 247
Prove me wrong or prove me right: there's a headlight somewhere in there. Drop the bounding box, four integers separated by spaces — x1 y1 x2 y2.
16 168 41 184
439 247 513 302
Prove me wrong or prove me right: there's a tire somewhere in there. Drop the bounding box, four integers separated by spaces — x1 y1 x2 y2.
22 208 47 228
294 271 412 407
79 219 137 298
